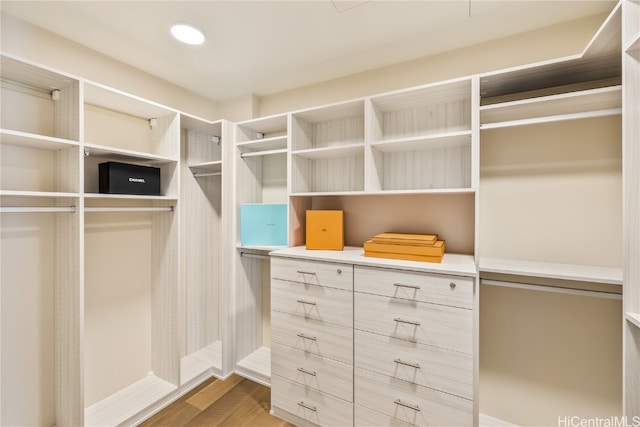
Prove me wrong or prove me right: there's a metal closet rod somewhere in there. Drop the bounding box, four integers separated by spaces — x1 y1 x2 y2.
0 206 174 213
481 278 622 300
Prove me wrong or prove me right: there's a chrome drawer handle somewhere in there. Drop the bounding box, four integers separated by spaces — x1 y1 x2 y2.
297 333 317 341
297 367 317 376
393 282 421 290
297 401 317 412
394 399 420 412
394 358 421 369
297 299 317 306
297 270 317 275
393 317 421 326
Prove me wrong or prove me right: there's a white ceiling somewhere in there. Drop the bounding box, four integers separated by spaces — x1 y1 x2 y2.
1 1 617 101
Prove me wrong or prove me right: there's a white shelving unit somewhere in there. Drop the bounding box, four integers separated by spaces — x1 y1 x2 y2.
290 100 365 194
179 116 233 387
233 113 289 386
622 0 640 419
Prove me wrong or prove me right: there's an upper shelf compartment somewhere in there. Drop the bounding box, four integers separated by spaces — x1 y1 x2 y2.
236 113 288 157
84 82 179 160
181 115 224 174
1 54 80 142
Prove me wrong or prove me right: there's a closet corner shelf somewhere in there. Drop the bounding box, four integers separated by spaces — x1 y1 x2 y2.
237 136 288 153
479 257 623 285
235 346 271 387
83 142 177 164
626 312 640 330
0 129 79 150
189 160 222 174
84 374 177 427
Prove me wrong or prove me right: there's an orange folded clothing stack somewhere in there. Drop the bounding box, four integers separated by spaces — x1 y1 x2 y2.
364 232 445 263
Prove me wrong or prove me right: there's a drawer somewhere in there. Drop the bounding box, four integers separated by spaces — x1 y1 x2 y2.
271 310 353 364
355 292 472 354
272 278 353 328
272 342 353 402
355 330 472 399
355 266 473 309
271 257 353 291
355 405 414 427
354 367 473 426
271 375 354 427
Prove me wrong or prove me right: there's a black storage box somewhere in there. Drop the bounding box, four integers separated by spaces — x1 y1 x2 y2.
99 161 161 196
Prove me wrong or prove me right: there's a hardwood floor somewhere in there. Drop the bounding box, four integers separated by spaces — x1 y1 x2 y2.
139 375 295 426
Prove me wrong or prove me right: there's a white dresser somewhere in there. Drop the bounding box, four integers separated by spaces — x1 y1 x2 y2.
270 247 477 427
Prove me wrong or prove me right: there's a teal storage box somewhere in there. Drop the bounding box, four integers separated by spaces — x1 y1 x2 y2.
240 203 288 246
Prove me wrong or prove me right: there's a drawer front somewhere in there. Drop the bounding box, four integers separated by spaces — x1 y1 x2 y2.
272 375 354 427
271 310 353 364
355 330 472 399
355 266 473 309
355 292 472 354
355 405 414 427
272 257 353 291
355 367 473 427
272 342 353 402
272 278 353 328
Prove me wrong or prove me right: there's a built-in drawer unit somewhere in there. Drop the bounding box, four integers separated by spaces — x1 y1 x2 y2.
354 367 473 426
354 266 473 309
271 342 353 402
271 278 353 327
271 375 354 427
354 291 472 354
271 257 353 291
355 329 473 399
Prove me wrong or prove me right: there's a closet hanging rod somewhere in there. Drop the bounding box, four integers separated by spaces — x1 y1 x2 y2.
84 206 174 213
481 279 622 300
193 172 221 178
0 206 76 213
240 252 271 261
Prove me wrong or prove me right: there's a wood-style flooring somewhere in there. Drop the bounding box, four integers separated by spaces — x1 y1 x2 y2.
138 374 295 427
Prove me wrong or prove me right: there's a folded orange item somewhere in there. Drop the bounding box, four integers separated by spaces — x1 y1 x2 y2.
370 232 438 246
364 250 443 263
364 240 445 257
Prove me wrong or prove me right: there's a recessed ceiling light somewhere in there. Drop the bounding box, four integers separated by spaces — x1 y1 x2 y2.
170 23 205 45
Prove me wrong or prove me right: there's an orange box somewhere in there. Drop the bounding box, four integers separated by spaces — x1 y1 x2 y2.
364 251 443 263
364 240 445 257
306 210 344 250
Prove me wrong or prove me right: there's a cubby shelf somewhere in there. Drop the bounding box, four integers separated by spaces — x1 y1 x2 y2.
83 142 177 164
189 160 222 175
479 85 622 128
292 143 364 160
479 257 623 285
0 129 79 149
370 131 471 152
238 136 288 153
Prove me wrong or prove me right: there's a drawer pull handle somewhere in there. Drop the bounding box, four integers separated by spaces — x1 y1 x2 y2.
297 333 317 341
296 299 317 306
394 358 421 369
297 270 317 275
297 401 317 412
297 367 317 376
394 399 420 412
393 282 421 290
393 317 421 326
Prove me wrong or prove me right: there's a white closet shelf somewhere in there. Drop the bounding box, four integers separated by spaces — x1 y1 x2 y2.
235 346 271 387
480 108 622 129
240 148 287 158
84 82 176 119
189 160 222 174
0 129 79 149
83 142 177 164
237 113 288 134
371 131 471 153
480 85 622 126
293 99 364 123
626 312 640 329
370 77 471 110
292 143 364 160
180 341 223 385
84 374 177 427
84 193 177 201
237 135 287 153
0 189 79 198
0 53 79 90
626 33 640 53
238 244 287 252
479 257 623 285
